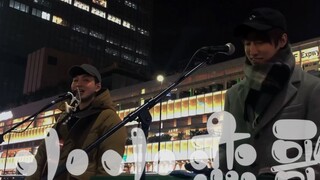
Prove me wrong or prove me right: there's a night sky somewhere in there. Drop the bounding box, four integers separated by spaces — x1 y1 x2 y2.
151 0 320 74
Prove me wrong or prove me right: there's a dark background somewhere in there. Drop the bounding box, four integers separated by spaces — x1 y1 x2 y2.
151 0 320 74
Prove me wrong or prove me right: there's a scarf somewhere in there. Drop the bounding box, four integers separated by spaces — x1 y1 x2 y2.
244 44 296 93
243 44 296 127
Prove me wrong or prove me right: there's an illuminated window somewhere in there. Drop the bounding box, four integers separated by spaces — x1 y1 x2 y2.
92 0 107 8
33 0 51 7
32 8 41 17
121 43 133 51
41 11 50 21
74 0 89 12
135 49 148 56
124 0 137 9
196 95 205 115
137 27 149 36
105 47 119 56
121 52 134 62
91 7 106 18
54 109 62 114
107 14 121 25
0 111 13 121
122 20 136 31
167 100 174 119
52 15 68 26
115 91 227 122
43 117 54 125
60 0 72 4
122 20 130 28
302 61 319 72
213 91 223 112
161 102 167 120
293 51 301 64
136 49 142 55
72 25 88 34
135 58 148 66
152 104 160 121
188 96 196 116
44 110 54 117
89 30 105 40
106 37 120 46
32 8 50 21
9 0 29 13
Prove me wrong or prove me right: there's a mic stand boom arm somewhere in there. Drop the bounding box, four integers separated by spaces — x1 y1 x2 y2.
84 56 209 153
0 93 72 144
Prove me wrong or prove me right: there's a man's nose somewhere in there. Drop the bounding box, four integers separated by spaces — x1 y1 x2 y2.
248 44 258 55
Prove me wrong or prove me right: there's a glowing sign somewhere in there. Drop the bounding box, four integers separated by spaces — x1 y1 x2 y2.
0 111 13 121
301 46 319 61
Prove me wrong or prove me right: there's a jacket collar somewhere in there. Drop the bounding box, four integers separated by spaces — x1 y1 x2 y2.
251 66 302 135
91 89 116 111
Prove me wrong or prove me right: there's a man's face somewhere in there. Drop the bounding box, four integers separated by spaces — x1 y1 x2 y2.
71 74 101 103
243 32 283 65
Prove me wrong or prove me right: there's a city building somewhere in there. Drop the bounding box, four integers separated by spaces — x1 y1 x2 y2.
23 47 91 95
0 0 153 107
0 37 319 176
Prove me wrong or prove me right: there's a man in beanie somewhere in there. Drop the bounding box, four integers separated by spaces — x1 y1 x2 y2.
219 8 320 179
27 64 127 179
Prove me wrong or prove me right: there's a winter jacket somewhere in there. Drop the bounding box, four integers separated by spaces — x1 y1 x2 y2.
26 89 127 180
219 46 320 179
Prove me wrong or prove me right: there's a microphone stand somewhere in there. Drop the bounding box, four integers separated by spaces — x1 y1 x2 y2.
83 57 211 153
52 50 228 179
0 93 72 144
0 93 72 177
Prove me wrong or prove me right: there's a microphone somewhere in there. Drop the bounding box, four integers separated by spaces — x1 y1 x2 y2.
58 92 74 100
64 88 81 113
201 43 235 55
52 90 81 108
50 92 75 104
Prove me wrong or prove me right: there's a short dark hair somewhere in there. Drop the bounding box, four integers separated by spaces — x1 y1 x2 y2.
93 76 100 83
242 28 287 47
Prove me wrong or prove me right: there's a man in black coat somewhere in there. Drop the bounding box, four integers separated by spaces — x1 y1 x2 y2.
218 7 320 180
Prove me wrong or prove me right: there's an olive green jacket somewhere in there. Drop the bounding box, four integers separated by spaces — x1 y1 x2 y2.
26 89 127 180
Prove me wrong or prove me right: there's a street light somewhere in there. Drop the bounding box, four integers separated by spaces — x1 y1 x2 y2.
156 74 164 173
156 75 164 84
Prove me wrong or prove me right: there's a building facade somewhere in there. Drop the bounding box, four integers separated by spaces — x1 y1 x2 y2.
0 0 153 107
0 37 319 176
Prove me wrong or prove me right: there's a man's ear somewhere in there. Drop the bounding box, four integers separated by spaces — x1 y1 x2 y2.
279 33 288 48
95 82 102 92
